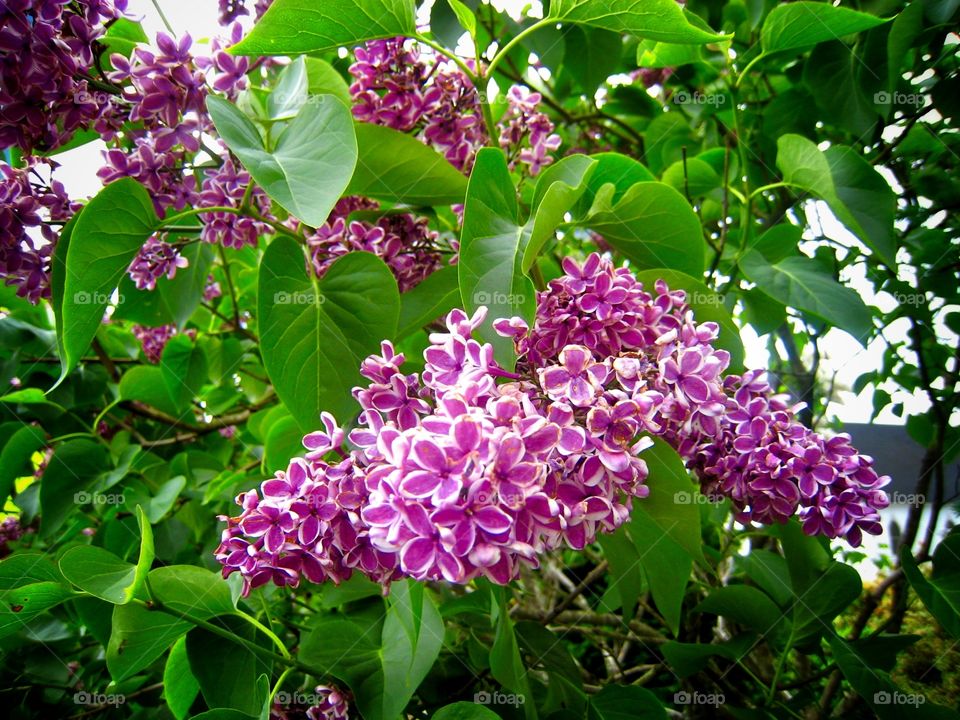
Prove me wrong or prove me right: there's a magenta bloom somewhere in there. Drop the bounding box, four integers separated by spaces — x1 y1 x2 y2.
127 236 188 290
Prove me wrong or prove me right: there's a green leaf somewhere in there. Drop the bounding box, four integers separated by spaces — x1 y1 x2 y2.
187 618 270 716
0 424 46 504
347 123 468 205
760 3 888 55
586 182 705 276
160 335 208 412
661 637 754 678
397 265 461 338
633 269 744 372
738 251 873 341
490 592 535 716
0 552 65 589
133 505 155 598
749 223 802 264
58 178 157 381
459 148 537 367
628 507 691 636
267 56 309 120
823 146 897 266
561 26 622 92
803 40 878 137
903 534 960 638
597 529 645 618
587 685 667 720
445 0 476 36
577 153 655 216
662 158 721 198
258 240 400 432
207 94 357 227
107 566 236 681
59 546 136 604
549 0 723 43
188 711 258 720
631 438 704 563
776 135 895 266
119 366 187 418
695 585 787 641
164 636 200 720
433 703 501 720
229 0 416 56
39 439 110 538
828 635 954 719
0 581 72 639
523 154 598 271
380 581 445 720
791 561 861 643
300 581 443 720
305 58 352 107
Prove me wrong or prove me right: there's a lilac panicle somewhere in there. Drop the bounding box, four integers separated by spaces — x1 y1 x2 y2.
127 236 188 290
496 253 890 546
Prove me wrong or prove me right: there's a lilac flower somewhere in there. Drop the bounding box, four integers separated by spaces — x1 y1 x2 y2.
218 0 273 26
499 85 562 175
127 236 188 290
203 275 222 302
0 0 126 153
0 516 24 558
196 23 250 98
501 253 890 546
306 685 350 720
306 210 443 291
132 324 178 363
0 160 78 302
199 157 273 249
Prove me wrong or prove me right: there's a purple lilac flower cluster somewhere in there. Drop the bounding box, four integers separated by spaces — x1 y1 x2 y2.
349 39 487 173
127 236 188 290
217 0 273 26
200 157 274 249
132 324 178 363
218 254 890 595
496 253 890 546
217 303 666 593
0 0 126 153
0 161 79 302
0 516 24 558
305 199 443 291
499 86 562 175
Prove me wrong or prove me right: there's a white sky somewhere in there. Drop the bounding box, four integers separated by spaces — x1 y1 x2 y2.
51 0 944 428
